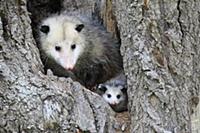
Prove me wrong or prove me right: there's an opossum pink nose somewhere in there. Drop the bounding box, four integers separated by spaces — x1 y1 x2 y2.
111 102 117 105
64 66 74 71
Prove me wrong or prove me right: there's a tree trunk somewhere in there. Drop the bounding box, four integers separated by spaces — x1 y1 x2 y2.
114 0 200 132
0 0 200 133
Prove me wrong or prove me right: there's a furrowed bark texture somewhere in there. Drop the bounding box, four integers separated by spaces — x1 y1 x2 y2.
114 0 200 133
191 102 200 133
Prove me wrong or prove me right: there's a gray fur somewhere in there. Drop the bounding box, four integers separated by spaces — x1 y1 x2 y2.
74 23 123 88
39 13 123 88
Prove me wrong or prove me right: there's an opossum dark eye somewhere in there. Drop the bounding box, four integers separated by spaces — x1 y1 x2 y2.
117 94 121 99
107 94 111 98
55 46 61 51
71 44 76 50
40 25 49 34
75 24 84 32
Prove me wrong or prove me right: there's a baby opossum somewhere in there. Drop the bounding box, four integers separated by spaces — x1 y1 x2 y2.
96 73 128 112
39 13 123 88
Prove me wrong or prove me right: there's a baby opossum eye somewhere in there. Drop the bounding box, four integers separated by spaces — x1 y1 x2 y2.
117 94 121 99
71 44 76 50
55 46 61 51
107 94 111 98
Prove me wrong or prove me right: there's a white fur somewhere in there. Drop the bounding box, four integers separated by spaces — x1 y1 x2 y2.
102 85 126 105
40 14 86 70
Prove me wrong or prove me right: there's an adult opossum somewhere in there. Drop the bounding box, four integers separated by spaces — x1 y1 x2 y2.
39 13 123 88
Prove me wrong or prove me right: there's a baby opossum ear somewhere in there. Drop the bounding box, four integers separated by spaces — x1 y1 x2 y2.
75 24 84 32
121 87 127 93
40 25 50 34
98 84 107 92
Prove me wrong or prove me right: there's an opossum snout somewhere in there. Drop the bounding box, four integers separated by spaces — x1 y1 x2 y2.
59 58 75 71
64 65 74 71
110 102 118 105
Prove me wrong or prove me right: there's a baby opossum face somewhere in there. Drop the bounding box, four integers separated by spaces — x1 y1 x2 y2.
98 84 126 105
40 16 85 70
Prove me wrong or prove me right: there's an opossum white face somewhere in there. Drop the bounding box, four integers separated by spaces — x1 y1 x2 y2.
98 84 126 105
40 16 85 70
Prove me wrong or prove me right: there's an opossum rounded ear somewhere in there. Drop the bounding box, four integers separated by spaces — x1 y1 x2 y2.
75 24 84 32
40 25 50 34
121 87 127 93
98 84 107 92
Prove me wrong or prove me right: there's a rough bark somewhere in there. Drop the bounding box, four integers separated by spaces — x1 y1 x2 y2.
191 102 200 132
114 0 200 132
